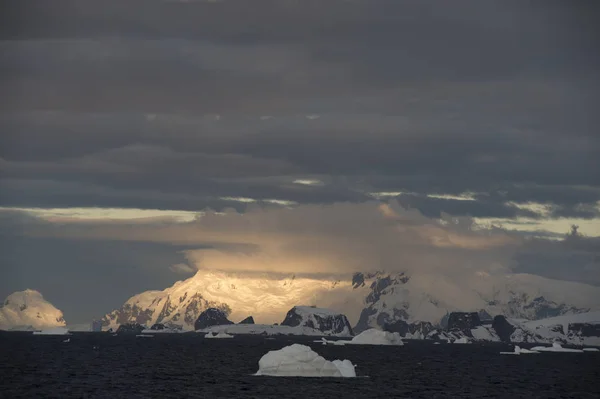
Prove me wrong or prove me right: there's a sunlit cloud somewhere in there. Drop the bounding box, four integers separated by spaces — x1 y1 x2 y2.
219 196 257 203
293 179 324 186
263 199 298 206
0 207 199 223
427 193 477 201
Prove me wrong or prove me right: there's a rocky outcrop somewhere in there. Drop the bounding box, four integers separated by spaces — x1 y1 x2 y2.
194 308 233 330
491 315 516 342
281 306 353 336
116 323 146 334
447 312 481 337
239 316 255 324
569 323 600 337
383 320 436 338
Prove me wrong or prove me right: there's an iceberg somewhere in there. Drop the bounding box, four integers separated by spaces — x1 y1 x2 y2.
322 329 404 346
33 327 70 335
530 342 584 353
453 337 471 344
255 344 356 377
348 329 404 345
500 346 539 355
583 348 599 352
205 332 234 339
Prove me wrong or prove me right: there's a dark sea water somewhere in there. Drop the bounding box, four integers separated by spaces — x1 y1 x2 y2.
1 332 599 399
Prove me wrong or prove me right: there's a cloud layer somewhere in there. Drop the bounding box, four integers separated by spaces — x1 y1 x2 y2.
1 0 599 321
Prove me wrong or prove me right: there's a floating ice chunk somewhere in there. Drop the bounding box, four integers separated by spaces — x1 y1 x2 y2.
348 329 404 346
136 334 154 338
63 338 70 343
530 342 584 353
434 342 441 345
583 348 599 352
255 344 356 377
33 327 70 335
320 329 403 346
205 332 234 339
500 346 539 355
453 337 471 344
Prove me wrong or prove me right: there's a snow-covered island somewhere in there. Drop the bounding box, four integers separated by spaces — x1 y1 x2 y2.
0 290 66 331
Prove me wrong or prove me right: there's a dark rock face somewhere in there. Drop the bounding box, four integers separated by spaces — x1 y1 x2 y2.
384 320 436 337
150 323 166 330
568 323 600 337
491 315 516 342
281 307 353 335
447 312 481 337
478 310 493 323
194 308 233 330
116 323 145 334
352 272 366 288
239 316 255 324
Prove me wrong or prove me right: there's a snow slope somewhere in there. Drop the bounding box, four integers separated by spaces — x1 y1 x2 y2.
353 271 600 331
102 270 358 331
0 290 66 330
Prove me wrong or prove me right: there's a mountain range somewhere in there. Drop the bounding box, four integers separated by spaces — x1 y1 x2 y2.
101 269 600 332
3 269 600 334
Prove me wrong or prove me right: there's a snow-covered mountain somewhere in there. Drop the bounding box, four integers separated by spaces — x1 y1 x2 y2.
101 269 600 332
0 290 66 330
353 271 599 332
101 270 358 331
281 306 353 336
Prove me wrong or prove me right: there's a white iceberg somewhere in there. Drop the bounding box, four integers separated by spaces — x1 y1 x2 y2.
500 346 539 355
530 342 584 353
453 337 471 344
33 327 70 335
583 348 599 352
321 329 404 346
255 344 356 377
205 332 234 339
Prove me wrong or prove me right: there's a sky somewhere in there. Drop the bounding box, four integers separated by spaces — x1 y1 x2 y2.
1 0 599 323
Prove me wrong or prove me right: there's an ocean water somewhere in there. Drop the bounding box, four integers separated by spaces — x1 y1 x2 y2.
1 332 599 399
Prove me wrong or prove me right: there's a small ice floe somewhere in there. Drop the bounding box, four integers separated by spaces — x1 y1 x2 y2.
530 342 584 353
205 332 234 339
583 348 599 352
453 337 471 344
62 338 70 343
321 329 403 346
255 344 356 377
136 334 154 338
500 346 539 355
433 342 441 345
33 327 71 336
